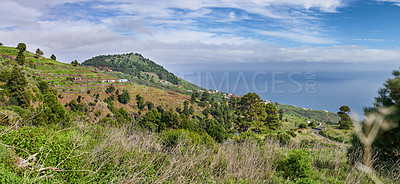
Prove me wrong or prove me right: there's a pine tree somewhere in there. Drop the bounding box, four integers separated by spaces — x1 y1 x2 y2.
50 54 56 60
236 93 280 132
338 105 352 129
15 43 26 66
36 48 44 57
71 60 79 66
7 67 30 108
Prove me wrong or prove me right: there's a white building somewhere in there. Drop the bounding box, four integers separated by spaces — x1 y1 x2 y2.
118 79 128 83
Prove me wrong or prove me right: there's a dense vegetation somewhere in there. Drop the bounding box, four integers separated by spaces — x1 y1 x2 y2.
0 43 399 183
82 53 181 85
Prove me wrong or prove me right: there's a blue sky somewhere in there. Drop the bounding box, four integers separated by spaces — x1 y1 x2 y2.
1 0 400 69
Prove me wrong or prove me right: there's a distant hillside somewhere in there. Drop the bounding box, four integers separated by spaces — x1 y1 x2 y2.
82 53 180 85
276 103 340 129
0 45 192 124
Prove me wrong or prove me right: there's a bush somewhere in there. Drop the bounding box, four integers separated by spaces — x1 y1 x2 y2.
287 130 297 138
278 150 313 180
33 93 70 126
298 123 307 129
235 132 264 145
161 129 216 150
338 121 351 129
0 70 11 82
117 89 131 104
308 122 317 129
0 126 86 182
207 123 228 143
277 132 291 145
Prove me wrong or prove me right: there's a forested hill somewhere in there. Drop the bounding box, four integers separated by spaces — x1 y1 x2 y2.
82 53 180 85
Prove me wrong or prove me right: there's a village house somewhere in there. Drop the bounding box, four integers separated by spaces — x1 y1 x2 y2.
118 79 128 83
102 80 115 83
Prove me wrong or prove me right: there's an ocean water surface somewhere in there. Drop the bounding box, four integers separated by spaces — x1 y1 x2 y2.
176 69 393 116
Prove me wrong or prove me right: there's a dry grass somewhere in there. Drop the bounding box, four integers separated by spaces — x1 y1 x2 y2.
68 124 377 183
1 118 399 183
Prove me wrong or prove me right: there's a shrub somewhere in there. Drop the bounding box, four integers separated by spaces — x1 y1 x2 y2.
298 123 307 129
0 70 11 82
287 130 297 138
161 129 216 150
207 123 228 143
338 121 351 129
278 150 313 180
277 132 291 145
235 132 264 145
308 122 317 129
117 89 130 104
0 126 86 182
33 93 70 126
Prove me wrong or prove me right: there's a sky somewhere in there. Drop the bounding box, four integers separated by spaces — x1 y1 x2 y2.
1 0 400 70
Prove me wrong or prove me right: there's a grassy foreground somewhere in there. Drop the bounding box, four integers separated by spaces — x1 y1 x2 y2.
1 122 398 183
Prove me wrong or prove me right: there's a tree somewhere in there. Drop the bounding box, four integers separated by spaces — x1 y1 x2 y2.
33 93 70 126
339 105 350 113
136 94 145 110
50 54 56 60
118 89 131 104
105 85 115 94
140 109 161 131
36 48 44 57
161 109 181 129
71 60 79 66
298 123 307 129
278 109 284 121
7 67 30 108
200 91 210 102
16 52 25 66
207 121 227 143
308 122 317 129
146 101 155 110
38 81 51 94
15 43 27 66
0 43 3 46
236 93 281 132
16 43 26 52
338 105 352 129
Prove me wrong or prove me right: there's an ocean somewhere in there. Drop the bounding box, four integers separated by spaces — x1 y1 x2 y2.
175 69 394 117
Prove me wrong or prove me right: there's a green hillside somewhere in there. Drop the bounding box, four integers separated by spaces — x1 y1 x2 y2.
81 53 201 92
276 103 340 129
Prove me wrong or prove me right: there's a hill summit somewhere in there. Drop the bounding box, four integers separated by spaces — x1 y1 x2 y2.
82 53 180 85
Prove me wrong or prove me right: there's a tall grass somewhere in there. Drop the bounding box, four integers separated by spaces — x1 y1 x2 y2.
1 121 398 183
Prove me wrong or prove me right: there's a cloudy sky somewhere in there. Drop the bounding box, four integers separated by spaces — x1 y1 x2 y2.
1 0 400 71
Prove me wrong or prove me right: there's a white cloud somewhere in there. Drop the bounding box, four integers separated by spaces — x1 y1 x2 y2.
2 0 399 69
353 38 394 42
376 0 400 6
258 30 337 44
0 1 41 28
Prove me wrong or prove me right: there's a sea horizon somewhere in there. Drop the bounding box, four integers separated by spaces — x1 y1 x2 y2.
175 69 394 117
